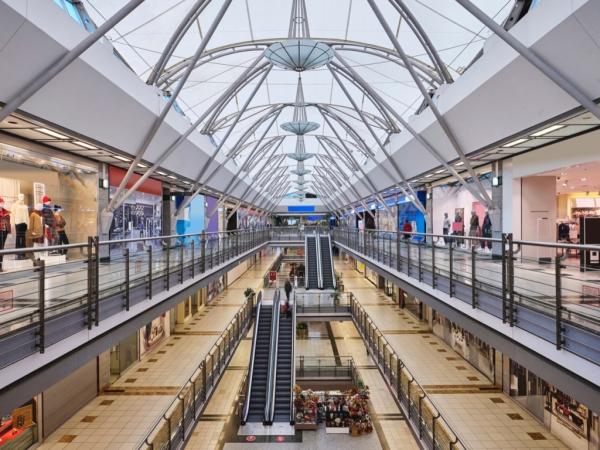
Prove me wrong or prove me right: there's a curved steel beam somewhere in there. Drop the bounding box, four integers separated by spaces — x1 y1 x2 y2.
157 38 441 89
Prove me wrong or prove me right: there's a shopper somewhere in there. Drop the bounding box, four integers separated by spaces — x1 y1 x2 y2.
468 211 480 248
481 211 492 252
284 278 292 302
402 219 412 240
442 212 450 245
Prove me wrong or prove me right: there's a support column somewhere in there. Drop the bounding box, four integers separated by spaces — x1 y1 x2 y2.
426 187 433 236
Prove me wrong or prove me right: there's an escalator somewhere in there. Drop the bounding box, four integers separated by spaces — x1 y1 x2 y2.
271 300 295 423
305 235 320 289
319 234 336 290
241 300 273 424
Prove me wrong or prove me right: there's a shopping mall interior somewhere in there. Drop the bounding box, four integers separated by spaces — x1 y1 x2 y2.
0 0 599 449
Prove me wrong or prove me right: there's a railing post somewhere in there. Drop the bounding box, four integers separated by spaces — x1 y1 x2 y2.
37 260 45 353
502 233 507 323
418 242 422 282
180 395 185 441
165 237 171 291
396 231 401 272
94 237 100 326
148 246 153 300
396 359 402 399
449 243 454 297
179 243 184 284
507 233 515 326
87 237 94 330
431 241 437 289
471 245 477 308
200 231 206 273
190 239 195 278
418 394 423 438
555 255 562 350
406 238 411 276
124 248 130 311
407 380 412 418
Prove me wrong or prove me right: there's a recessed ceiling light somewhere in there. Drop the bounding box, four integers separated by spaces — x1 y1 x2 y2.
7 120 18 125
581 177 587 182
73 140 97 150
435 169 444 174
137 163 148 168
113 155 130 162
35 127 68 139
502 138 529 148
425 174 433 178
455 161 464 166
156 171 167 176
562 182 567 187
167 175 177 180
531 124 564 137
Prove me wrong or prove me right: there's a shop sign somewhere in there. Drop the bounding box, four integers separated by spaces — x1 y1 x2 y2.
0 290 13 312
11 405 33 429
269 271 277 282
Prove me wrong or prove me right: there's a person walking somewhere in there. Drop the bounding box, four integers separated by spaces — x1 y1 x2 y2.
442 212 450 245
284 278 293 317
481 211 492 252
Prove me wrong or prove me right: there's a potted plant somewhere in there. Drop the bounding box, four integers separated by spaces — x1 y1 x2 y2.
244 288 255 303
296 322 308 339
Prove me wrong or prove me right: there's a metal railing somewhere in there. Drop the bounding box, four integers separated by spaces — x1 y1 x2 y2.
289 298 297 424
138 293 255 449
350 296 464 450
333 228 600 365
295 356 357 381
0 229 270 370
294 291 353 314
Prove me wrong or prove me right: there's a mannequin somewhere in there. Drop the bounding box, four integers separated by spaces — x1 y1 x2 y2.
0 197 11 271
13 193 29 256
54 205 68 254
41 195 56 246
28 204 44 245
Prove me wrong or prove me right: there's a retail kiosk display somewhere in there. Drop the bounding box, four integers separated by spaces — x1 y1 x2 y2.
579 216 600 272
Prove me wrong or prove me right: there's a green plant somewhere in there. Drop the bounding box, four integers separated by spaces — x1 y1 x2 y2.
244 288 255 298
296 322 308 330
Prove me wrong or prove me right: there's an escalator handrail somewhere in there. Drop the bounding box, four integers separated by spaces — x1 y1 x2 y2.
241 298 263 424
315 232 323 289
289 295 297 424
327 234 336 289
304 235 309 289
264 290 281 424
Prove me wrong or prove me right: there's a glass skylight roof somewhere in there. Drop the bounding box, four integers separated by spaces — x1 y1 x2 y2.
81 0 514 203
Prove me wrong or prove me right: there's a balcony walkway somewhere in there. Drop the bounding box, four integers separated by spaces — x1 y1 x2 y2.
37 251 276 450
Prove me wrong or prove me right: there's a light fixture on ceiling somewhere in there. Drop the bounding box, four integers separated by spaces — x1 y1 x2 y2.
425 174 433 178
73 140 97 150
156 171 167 176
531 124 564 137
167 175 177 180
562 182 568 187
35 127 68 140
137 163 148 168
455 161 464 166
7 120 18 125
113 155 130 162
581 177 587 182
435 169 444 174
502 138 529 148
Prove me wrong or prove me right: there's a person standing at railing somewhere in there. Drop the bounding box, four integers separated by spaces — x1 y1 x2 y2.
480 211 492 253
468 210 480 249
0 198 11 272
442 212 451 246
402 219 412 240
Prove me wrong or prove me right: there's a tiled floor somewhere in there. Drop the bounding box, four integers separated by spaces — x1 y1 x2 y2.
38 251 278 449
336 258 569 450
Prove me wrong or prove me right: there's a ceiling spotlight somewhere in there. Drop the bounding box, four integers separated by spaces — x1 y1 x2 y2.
113 155 131 162
581 177 587 182
531 124 564 137
74 140 97 150
502 138 529 148
35 127 68 139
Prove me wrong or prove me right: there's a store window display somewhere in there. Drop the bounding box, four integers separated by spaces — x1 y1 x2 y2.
0 198 11 271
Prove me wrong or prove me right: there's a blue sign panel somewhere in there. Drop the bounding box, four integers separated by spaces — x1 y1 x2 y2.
287 205 316 213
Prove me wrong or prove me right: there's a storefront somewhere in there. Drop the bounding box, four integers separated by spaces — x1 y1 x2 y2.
431 176 492 244
0 141 99 270
398 191 427 235
432 311 497 382
175 194 205 242
508 360 599 450
0 400 37 448
108 165 162 246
